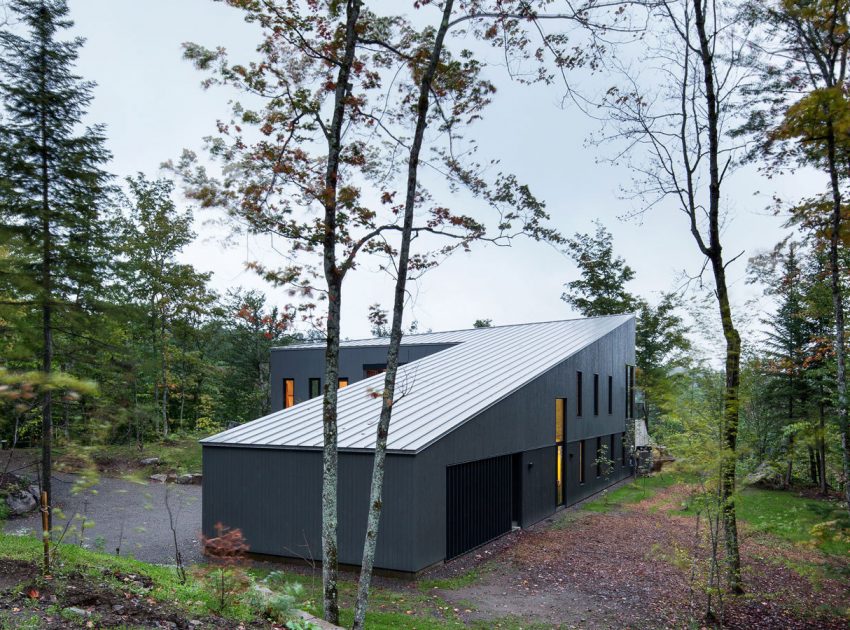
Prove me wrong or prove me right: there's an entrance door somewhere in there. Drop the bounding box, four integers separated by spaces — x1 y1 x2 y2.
446 454 513 560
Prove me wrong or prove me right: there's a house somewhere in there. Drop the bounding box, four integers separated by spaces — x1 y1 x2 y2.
201 314 636 574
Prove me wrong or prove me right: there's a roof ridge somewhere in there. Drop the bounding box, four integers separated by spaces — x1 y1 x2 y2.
272 313 635 350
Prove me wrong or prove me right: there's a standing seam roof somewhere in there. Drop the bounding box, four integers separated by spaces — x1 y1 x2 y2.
202 314 634 452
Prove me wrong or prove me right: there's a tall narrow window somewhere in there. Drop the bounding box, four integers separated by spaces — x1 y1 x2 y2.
338 378 349 389
283 379 295 409
625 365 635 419
621 432 627 465
576 371 583 417
610 434 615 472
556 399 565 505
593 374 599 416
607 375 613 415
596 437 602 477
309 378 321 399
579 439 586 484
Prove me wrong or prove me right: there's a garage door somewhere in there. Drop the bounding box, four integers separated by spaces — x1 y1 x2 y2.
446 454 513 559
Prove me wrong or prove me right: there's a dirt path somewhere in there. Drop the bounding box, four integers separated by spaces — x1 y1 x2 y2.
429 484 850 629
3 451 203 565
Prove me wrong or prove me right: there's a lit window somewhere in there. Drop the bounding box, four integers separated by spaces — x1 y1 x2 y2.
309 378 321 399
555 399 565 442
338 378 349 388
557 445 564 505
284 379 294 409
555 398 566 505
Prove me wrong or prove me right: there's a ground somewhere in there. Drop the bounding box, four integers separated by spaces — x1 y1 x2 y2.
3 448 203 564
2 447 849 628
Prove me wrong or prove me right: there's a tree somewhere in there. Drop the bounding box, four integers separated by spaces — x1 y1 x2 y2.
0 0 113 526
596 0 749 592
562 221 639 317
743 0 850 516
473 318 493 328
116 175 215 439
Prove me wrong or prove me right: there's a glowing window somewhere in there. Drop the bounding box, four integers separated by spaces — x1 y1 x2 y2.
557 445 564 505
338 378 349 388
284 379 295 409
555 399 565 442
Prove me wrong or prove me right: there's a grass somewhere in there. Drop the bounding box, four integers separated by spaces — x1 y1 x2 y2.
580 471 684 513
736 487 850 557
418 568 482 592
46 435 203 478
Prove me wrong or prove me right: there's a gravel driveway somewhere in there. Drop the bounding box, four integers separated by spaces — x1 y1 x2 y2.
4 466 203 566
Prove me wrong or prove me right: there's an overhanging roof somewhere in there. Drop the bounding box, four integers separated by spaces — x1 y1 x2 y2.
202 314 634 453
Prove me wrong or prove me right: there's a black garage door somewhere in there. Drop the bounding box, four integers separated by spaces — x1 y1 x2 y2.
446 454 513 559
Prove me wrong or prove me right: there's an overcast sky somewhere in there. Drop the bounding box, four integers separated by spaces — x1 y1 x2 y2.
63 0 824 341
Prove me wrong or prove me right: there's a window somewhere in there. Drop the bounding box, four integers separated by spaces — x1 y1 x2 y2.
625 364 635 419
338 378 349 388
607 375 613 415
579 440 585 484
364 364 385 378
283 379 295 409
610 434 615 472
593 374 599 416
596 437 602 478
621 432 627 466
309 378 321 399
576 371 583 417
556 399 566 505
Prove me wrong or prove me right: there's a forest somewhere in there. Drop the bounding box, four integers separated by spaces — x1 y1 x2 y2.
1 0 850 628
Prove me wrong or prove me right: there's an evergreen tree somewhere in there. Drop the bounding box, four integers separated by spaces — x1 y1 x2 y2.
562 221 639 317
0 0 113 524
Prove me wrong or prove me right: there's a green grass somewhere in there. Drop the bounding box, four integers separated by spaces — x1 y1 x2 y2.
418 568 482 591
581 472 684 513
736 487 850 557
48 435 203 477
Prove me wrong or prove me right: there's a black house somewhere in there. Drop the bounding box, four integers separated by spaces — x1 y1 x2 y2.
201 314 636 574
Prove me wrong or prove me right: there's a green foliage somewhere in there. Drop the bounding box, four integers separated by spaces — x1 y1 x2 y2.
736 488 850 557
562 221 639 317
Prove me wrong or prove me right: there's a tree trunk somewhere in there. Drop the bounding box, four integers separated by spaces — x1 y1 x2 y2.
320 1 362 623
808 446 818 486
819 403 827 494
352 2 454 627
693 0 742 593
825 120 850 516
39 30 52 531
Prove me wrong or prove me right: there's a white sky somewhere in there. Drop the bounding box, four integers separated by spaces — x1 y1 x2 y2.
64 0 825 341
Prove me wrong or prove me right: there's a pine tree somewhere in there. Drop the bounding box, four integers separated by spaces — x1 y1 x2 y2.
0 0 112 526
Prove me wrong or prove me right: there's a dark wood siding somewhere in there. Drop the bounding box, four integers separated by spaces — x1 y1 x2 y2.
446 455 513 559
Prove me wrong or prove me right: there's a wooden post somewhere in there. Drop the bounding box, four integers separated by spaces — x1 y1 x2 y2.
40 490 49 574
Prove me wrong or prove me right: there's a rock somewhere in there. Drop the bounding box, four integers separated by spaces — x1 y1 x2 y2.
111 604 124 613
149 474 168 483
744 461 784 489
140 457 160 466
64 606 91 617
176 473 202 485
5 489 36 515
27 484 41 500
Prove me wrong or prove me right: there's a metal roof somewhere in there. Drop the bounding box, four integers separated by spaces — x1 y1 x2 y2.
276 326 500 350
202 314 634 453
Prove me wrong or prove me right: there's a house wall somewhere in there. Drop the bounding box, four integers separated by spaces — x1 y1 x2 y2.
202 446 421 572
409 319 635 570
269 343 454 411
